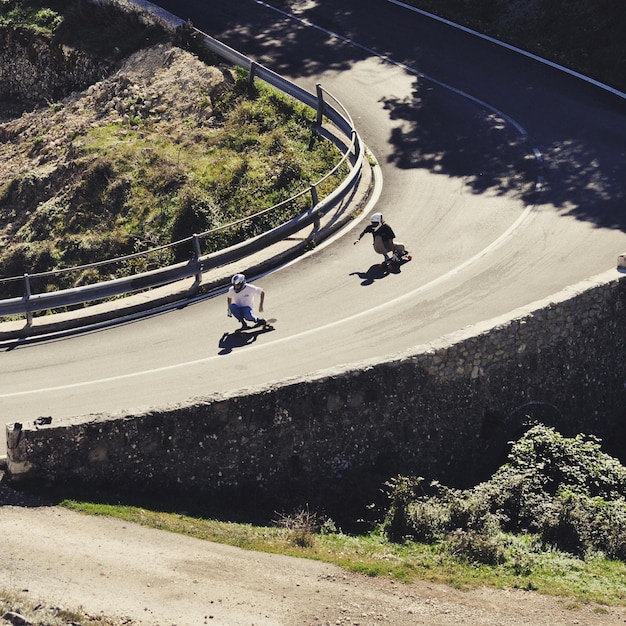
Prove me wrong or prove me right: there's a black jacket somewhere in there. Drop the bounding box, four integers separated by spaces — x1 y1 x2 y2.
361 223 395 241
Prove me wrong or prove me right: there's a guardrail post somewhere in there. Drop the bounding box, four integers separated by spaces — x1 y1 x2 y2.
23 273 33 326
351 129 358 157
310 184 319 208
315 83 324 126
192 234 202 283
248 62 258 89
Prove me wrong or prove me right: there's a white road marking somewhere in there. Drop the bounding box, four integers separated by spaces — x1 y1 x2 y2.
0 199 536 399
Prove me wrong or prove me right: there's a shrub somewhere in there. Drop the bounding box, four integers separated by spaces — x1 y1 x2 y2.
541 489 626 559
407 498 451 543
446 528 506 566
382 424 626 562
383 475 426 542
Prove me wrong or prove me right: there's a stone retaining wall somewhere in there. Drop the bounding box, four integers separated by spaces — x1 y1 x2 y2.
6 272 626 521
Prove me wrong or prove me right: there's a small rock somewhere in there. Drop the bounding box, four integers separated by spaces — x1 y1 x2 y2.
2 611 32 626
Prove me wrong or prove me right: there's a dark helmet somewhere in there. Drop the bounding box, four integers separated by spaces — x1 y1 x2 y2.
231 273 246 293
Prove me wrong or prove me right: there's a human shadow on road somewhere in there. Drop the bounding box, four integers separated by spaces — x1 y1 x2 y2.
218 325 275 355
350 263 406 285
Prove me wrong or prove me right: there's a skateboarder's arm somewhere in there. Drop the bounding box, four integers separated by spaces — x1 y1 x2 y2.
258 290 265 313
227 296 232 316
354 225 370 244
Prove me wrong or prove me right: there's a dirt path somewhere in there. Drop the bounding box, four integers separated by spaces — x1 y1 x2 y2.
1 485 626 626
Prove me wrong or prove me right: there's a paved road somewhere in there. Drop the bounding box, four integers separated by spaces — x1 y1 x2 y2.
1 0 625 449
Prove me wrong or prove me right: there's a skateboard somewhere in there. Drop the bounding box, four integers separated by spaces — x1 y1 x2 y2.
381 254 412 270
231 318 275 334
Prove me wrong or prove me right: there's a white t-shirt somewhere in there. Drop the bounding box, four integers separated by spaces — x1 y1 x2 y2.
228 283 263 306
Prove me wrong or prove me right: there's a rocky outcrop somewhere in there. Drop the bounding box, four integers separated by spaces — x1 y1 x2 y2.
0 27 112 105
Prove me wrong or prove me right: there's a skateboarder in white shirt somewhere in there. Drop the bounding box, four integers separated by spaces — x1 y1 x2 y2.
227 273 266 330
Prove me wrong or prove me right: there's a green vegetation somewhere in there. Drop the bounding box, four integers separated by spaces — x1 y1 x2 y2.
0 0 63 34
72 71 341 253
0 68 344 294
56 425 626 608
383 425 626 560
0 0 168 56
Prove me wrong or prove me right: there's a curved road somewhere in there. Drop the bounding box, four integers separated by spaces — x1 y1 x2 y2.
1 0 625 449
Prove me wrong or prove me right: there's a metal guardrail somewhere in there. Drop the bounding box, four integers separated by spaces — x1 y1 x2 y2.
0 25 365 325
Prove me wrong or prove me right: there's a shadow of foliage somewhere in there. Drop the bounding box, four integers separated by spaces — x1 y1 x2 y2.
381 79 538 202
177 0 626 231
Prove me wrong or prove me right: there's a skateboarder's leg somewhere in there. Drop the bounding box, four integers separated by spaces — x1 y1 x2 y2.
241 306 268 326
229 303 244 322
374 236 391 262
393 242 407 257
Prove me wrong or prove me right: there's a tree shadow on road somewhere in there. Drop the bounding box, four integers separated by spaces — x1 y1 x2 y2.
382 78 626 231
383 79 541 204
182 0 626 232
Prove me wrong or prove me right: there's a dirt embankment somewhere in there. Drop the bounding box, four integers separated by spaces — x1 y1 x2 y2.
0 40 231 289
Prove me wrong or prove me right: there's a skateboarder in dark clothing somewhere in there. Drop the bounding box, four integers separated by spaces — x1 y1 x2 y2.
354 213 408 265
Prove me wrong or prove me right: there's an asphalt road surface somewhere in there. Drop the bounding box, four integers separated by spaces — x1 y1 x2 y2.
1 0 625 451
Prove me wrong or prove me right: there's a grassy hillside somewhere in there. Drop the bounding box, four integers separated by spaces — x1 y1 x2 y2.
0 1 345 298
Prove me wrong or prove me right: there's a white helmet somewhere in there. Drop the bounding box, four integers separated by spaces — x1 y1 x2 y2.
370 212 384 229
231 273 246 292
